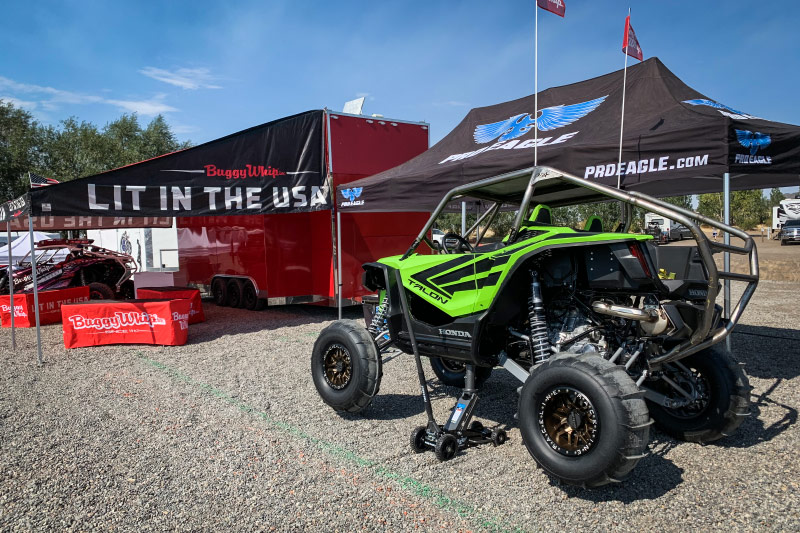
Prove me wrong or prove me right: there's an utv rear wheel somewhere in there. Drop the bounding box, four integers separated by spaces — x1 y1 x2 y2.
88 282 115 300
312 320 382 413
226 279 244 308
211 278 227 306
518 353 651 487
430 357 492 389
647 346 750 443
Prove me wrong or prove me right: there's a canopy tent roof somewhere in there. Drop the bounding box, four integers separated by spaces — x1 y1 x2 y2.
0 110 327 223
338 57 800 213
0 232 66 266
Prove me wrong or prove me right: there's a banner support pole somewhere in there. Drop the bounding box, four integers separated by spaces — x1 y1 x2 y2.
28 214 42 365
337 210 342 320
7 222 15 351
534 3 538 166
616 7 631 190
723 172 731 352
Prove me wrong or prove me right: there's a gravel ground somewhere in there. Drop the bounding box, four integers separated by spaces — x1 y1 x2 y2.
1 280 799 532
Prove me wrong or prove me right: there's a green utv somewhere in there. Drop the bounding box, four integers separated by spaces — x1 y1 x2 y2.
311 167 757 487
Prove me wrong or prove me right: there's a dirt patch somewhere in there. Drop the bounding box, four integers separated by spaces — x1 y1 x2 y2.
662 229 800 282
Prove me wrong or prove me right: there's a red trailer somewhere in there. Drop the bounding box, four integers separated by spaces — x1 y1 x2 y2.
176 111 430 309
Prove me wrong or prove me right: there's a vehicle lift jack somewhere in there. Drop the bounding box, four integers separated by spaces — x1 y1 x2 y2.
395 271 507 462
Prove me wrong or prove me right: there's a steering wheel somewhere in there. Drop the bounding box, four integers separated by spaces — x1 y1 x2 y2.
441 233 474 254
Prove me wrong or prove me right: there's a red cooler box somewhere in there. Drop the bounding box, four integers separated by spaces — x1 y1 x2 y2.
136 286 204 324
61 299 191 348
1 286 90 328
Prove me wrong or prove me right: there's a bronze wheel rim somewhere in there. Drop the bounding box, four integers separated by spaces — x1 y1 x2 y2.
323 343 352 390
538 386 599 456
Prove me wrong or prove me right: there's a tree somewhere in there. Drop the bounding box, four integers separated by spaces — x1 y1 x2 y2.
697 190 764 229
0 100 45 201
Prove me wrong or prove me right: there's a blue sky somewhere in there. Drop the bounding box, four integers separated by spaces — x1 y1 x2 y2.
2 0 799 157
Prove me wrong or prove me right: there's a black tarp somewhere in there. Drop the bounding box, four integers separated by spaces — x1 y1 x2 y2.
338 58 800 213
0 110 326 223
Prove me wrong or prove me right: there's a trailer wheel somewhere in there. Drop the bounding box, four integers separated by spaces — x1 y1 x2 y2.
242 281 265 311
211 278 227 306
518 353 651 487
430 357 492 389
88 282 115 300
312 320 382 413
226 279 245 308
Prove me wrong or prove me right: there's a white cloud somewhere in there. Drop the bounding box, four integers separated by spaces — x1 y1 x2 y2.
0 75 179 115
170 124 197 135
105 94 178 116
433 100 469 107
0 95 38 110
139 67 222 90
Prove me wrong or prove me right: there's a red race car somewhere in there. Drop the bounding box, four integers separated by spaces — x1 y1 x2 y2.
0 239 137 299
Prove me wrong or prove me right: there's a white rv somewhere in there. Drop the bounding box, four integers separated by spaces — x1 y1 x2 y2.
773 197 800 231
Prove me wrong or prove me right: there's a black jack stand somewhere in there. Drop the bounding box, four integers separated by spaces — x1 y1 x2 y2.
394 271 507 462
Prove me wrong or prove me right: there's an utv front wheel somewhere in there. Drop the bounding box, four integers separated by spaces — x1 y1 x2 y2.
647 346 750 443
429 357 492 389
88 282 115 300
518 354 651 487
312 320 382 413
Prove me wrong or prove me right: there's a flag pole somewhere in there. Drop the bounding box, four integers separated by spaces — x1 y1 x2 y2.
616 7 631 189
534 2 539 167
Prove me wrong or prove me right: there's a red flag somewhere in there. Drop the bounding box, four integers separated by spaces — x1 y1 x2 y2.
622 15 643 61
537 0 565 17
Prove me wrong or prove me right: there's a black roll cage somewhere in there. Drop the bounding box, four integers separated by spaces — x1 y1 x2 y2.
399 166 758 365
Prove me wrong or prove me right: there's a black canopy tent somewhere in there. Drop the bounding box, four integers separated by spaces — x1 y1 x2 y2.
337 58 800 214
334 57 798 354
0 110 330 363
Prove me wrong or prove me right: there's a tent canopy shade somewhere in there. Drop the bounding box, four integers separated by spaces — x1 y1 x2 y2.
337 57 800 214
0 111 327 224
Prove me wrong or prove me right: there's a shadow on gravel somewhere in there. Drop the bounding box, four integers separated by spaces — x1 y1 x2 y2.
557 438 684 502
358 393 426 420
715 378 797 449
188 303 364 343
732 325 800 380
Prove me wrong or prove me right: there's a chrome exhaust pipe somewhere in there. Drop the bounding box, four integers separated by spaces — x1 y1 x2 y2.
592 301 658 322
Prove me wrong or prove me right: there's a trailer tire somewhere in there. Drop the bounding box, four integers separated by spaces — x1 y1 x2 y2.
211 278 227 307
226 279 245 308
312 320 382 413
518 353 651 487
430 357 492 389
242 281 265 310
88 282 115 300
647 346 750 443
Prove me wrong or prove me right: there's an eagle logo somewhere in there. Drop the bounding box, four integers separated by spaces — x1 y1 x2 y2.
473 95 607 144
683 99 758 119
736 130 771 156
341 188 363 202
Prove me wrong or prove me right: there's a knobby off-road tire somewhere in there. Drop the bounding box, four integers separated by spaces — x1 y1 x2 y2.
429 357 492 389
647 346 750 443
312 320 382 413
518 353 651 487
88 282 115 300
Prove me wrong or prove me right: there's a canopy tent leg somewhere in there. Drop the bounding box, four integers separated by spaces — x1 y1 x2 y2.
337 211 342 320
461 202 466 236
28 216 43 366
7 222 15 351
723 172 732 353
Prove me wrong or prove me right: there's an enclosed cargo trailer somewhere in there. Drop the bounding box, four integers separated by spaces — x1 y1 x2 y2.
175 111 431 308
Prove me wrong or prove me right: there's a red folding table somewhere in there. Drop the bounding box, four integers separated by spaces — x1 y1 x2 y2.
0 286 90 328
61 299 191 348
136 286 205 324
